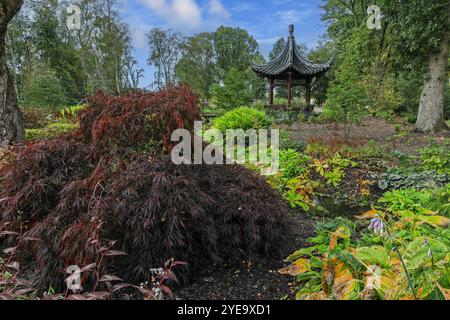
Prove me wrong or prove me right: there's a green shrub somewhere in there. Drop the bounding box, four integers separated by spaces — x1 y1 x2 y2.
211 67 253 110
364 74 404 116
212 106 272 134
291 97 305 110
19 66 68 112
323 30 369 135
250 100 266 111
375 145 450 190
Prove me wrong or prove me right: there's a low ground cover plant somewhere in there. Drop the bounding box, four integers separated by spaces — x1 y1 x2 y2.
26 122 80 141
262 143 360 212
24 104 87 142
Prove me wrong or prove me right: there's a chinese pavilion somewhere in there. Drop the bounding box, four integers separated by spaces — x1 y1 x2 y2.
252 25 332 109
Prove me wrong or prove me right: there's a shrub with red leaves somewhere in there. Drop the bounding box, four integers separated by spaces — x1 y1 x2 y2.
0 85 293 291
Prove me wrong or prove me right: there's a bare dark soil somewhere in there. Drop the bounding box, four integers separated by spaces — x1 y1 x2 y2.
174 212 315 300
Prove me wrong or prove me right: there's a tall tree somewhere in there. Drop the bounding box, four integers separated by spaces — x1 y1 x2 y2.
308 41 335 108
147 28 184 90
269 38 287 61
405 0 449 132
5 8 31 92
214 26 259 76
5 0 142 103
322 0 449 131
175 32 217 101
0 0 25 146
269 37 308 60
212 67 254 110
31 1 84 103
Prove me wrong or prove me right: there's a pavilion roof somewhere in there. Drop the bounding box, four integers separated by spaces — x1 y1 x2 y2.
252 25 333 79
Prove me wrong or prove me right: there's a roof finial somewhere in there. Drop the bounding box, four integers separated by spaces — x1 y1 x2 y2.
289 25 294 37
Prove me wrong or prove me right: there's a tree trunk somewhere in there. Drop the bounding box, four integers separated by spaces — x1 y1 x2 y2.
0 0 25 147
415 27 449 133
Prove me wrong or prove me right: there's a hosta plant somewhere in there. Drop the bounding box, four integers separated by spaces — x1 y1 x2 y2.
281 185 450 300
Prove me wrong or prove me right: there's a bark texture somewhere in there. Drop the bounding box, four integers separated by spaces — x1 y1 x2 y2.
415 13 449 133
0 0 24 147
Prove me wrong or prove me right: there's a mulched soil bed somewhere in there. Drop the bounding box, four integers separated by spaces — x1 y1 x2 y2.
174 212 315 300
282 117 450 155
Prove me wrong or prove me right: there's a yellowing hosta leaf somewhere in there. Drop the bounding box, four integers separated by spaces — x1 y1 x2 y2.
329 234 338 250
383 265 409 300
332 262 359 300
335 226 351 239
418 215 450 227
377 275 396 299
278 258 310 276
300 291 328 300
393 221 406 230
322 258 335 295
389 256 402 271
329 226 351 250
356 209 381 220
437 284 450 300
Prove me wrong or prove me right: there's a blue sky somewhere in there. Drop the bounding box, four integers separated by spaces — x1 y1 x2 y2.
117 0 328 88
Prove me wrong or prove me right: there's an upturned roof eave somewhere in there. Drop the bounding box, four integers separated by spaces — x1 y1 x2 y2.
251 25 334 78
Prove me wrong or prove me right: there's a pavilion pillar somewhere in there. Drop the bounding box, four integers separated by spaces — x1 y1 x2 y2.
288 72 292 107
269 77 274 106
305 77 312 108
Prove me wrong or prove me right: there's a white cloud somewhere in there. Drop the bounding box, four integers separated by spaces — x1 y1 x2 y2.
209 0 229 18
144 0 202 30
275 9 312 24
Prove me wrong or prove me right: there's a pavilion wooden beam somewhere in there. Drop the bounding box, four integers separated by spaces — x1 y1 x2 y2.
274 83 304 88
269 77 274 107
305 77 312 108
287 72 292 107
